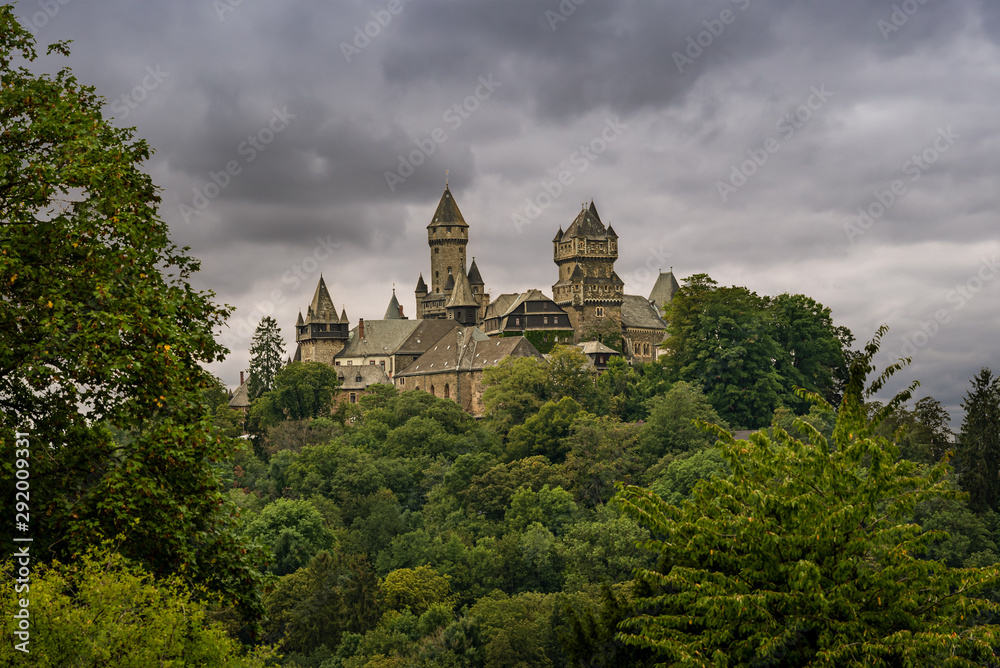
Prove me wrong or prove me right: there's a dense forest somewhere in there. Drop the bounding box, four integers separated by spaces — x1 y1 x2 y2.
4 7 1000 666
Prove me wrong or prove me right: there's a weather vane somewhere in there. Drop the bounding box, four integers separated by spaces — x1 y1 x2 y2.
445 169 449 186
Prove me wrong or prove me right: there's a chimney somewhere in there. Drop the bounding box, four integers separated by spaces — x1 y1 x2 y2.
240 371 244 386
358 318 365 340
398 304 404 318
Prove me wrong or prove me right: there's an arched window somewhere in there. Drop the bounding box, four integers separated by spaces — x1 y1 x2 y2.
444 383 450 399
644 343 650 356
595 307 605 317
430 385 435 396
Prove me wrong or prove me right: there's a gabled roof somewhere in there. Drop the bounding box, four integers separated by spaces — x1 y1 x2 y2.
338 320 421 358
395 327 544 377
306 275 340 323
427 185 469 228
415 273 428 293
336 365 392 390
560 201 609 241
384 290 403 319
648 271 680 311
447 268 478 308
500 289 556 317
578 340 621 356
484 293 520 320
621 294 668 330
395 319 462 356
228 376 250 409
467 258 484 286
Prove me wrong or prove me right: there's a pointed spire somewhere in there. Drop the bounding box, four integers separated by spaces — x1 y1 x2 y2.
427 184 469 228
588 199 600 222
384 289 403 319
415 273 428 294
308 275 338 322
444 273 456 292
446 267 478 308
552 226 564 243
606 224 618 240
340 306 348 323
296 311 304 326
467 258 484 286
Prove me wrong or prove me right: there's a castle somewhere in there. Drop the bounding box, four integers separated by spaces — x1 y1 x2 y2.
273 184 679 413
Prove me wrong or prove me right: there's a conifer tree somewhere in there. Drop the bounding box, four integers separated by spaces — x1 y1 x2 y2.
247 316 285 401
955 368 1000 513
616 327 1000 665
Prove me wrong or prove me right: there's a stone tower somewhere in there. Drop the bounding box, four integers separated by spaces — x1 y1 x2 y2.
446 266 479 326
295 275 350 363
428 184 469 296
552 201 624 341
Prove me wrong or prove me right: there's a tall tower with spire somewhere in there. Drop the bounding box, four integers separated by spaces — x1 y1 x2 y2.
416 184 487 323
552 201 624 341
294 275 350 363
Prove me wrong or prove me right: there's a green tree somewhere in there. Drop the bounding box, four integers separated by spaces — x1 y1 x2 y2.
505 396 584 462
243 497 335 576
664 275 785 428
0 545 273 667
547 343 609 414
638 380 727 464
247 315 285 401
955 368 1000 513
481 355 552 433
768 293 848 407
0 9 263 622
616 328 1000 665
381 565 455 616
250 361 340 426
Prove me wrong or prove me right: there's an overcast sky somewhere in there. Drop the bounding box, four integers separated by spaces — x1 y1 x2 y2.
17 0 1000 425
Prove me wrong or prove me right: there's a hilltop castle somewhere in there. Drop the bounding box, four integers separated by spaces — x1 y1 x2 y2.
278 184 678 412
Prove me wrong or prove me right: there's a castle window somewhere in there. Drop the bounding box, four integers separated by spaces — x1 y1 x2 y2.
369 360 375 365
355 375 362 383
444 383 450 399
447 226 452 233
435 248 439 254
430 385 435 396
595 307 605 317
515 317 520 326
350 393 357 403
543 316 548 324
644 343 651 356
347 360 353 365
335 361 341 366
448 267 452 275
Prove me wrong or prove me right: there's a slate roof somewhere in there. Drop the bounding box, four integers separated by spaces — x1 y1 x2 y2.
446 267 478 308
578 340 620 356
337 365 392 390
395 327 544 377
484 293 520 320
621 294 668 330
427 185 469 228
415 273 427 294
500 289 554 317
228 377 250 409
306 275 340 323
337 320 421 358
560 201 609 241
444 273 455 292
395 319 462 356
648 271 681 312
384 290 403 319
467 258 484 286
